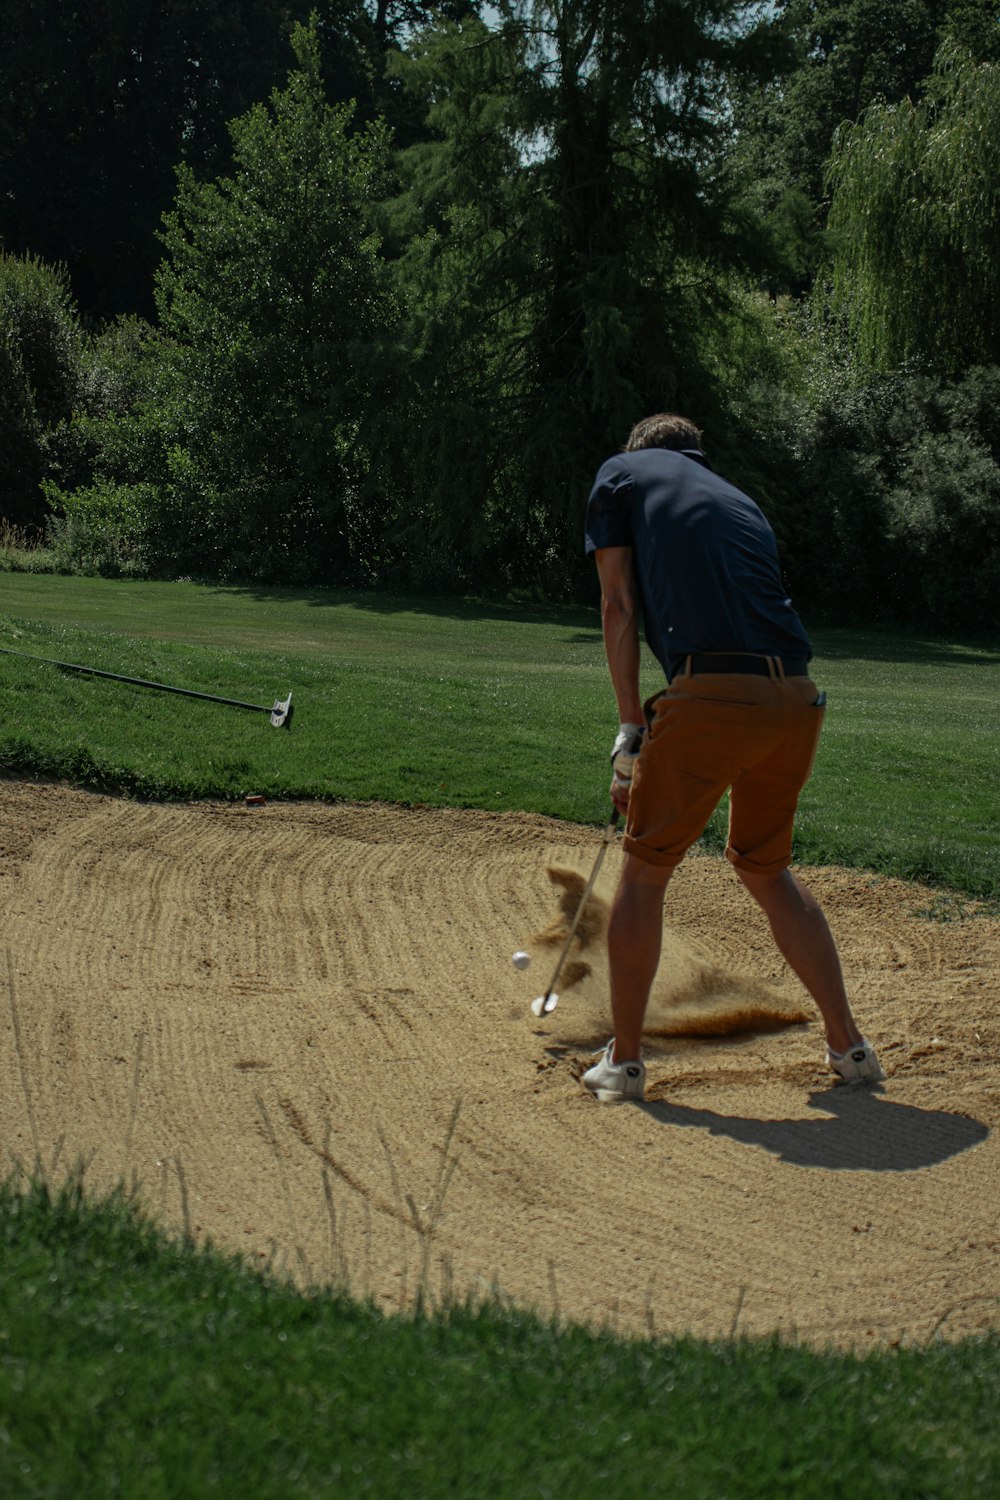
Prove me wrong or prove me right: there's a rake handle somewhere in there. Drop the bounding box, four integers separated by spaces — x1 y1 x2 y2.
1 645 290 723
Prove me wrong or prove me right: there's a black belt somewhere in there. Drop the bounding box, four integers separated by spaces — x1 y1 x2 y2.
667 653 810 682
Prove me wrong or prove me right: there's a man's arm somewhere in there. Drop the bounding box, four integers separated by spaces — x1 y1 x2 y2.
595 546 645 726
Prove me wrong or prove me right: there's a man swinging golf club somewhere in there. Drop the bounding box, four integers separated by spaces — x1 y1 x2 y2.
581 413 884 1102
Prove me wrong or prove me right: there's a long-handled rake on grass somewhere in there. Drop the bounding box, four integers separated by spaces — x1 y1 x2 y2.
0 645 294 728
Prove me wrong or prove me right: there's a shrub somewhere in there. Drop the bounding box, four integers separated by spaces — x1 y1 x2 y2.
746 339 1000 630
883 369 1000 629
0 253 82 527
42 481 155 578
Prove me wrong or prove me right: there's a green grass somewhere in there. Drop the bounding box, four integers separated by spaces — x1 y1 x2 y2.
2 1172 997 1500
2 574 999 1495
1 573 998 896
0 575 621 820
769 626 1000 899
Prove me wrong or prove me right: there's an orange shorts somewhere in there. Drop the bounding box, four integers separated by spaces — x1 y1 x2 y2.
623 664 826 879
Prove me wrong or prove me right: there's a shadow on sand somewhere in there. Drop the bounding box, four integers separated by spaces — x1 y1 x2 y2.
637 1087 989 1172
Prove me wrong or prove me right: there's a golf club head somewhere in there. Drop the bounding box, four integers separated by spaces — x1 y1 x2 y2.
530 993 559 1017
270 692 293 729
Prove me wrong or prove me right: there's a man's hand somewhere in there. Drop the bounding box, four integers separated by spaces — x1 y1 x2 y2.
610 721 645 811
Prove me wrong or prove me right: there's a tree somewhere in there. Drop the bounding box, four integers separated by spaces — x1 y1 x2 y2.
387 2 788 593
366 0 484 147
0 1 374 320
730 1 1000 293
0 254 82 527
824 44 1000 375
92 21 405 581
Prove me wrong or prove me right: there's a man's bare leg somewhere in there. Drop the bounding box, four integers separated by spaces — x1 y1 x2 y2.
607 854 674 1061
737 867 862 1054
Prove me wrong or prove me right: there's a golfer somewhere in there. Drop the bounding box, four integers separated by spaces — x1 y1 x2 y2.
581 413 884 1102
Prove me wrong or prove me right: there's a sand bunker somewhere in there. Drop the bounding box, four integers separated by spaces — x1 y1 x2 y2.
1 780 997 1349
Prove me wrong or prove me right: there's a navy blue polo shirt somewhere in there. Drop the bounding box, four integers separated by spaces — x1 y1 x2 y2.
584 448 811 678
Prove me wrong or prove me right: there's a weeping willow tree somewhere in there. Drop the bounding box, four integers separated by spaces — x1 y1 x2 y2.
825 43 1000 376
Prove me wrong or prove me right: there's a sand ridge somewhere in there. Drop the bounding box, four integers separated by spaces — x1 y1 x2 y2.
1 780 997 1348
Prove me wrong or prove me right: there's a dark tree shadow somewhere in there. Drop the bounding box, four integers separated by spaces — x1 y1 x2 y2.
636 1087 989 1172
205 582 603 634
809 626 1000 667
191 586 998 662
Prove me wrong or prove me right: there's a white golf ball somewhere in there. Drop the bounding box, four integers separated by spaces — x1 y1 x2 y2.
530 993 557 1017
512 950 531 970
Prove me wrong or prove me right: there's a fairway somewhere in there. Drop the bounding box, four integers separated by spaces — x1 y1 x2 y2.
3 779 996 1349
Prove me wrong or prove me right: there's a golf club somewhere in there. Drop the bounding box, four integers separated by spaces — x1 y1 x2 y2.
531 807 620 1016
0 645 293 728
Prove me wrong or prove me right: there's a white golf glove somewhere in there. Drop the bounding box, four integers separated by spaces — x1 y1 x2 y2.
610 722 645 793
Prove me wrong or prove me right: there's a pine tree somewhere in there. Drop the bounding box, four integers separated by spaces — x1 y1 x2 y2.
152 22 403 580
388 1 786 592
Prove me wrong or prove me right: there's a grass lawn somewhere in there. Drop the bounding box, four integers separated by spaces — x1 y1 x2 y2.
2 573 999 1496
2 573 998 897
1 1173 997 1500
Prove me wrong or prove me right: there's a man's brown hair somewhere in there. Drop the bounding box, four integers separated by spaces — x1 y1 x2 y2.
624 413 703 453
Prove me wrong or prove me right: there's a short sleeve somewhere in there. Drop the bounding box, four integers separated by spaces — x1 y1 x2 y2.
584 458 634 556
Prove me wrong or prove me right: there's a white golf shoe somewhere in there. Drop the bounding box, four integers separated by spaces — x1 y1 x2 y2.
581 1041 646 1103
826 1038 885 1083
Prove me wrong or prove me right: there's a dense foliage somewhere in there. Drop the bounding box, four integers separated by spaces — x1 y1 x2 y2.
380 2 789 592
1 2 998 629
826 43 1000 375
0 254 82 527
153 31 402 583
0 0 460 320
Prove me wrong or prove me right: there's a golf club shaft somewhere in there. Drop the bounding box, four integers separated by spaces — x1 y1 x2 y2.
540 808 620 1006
